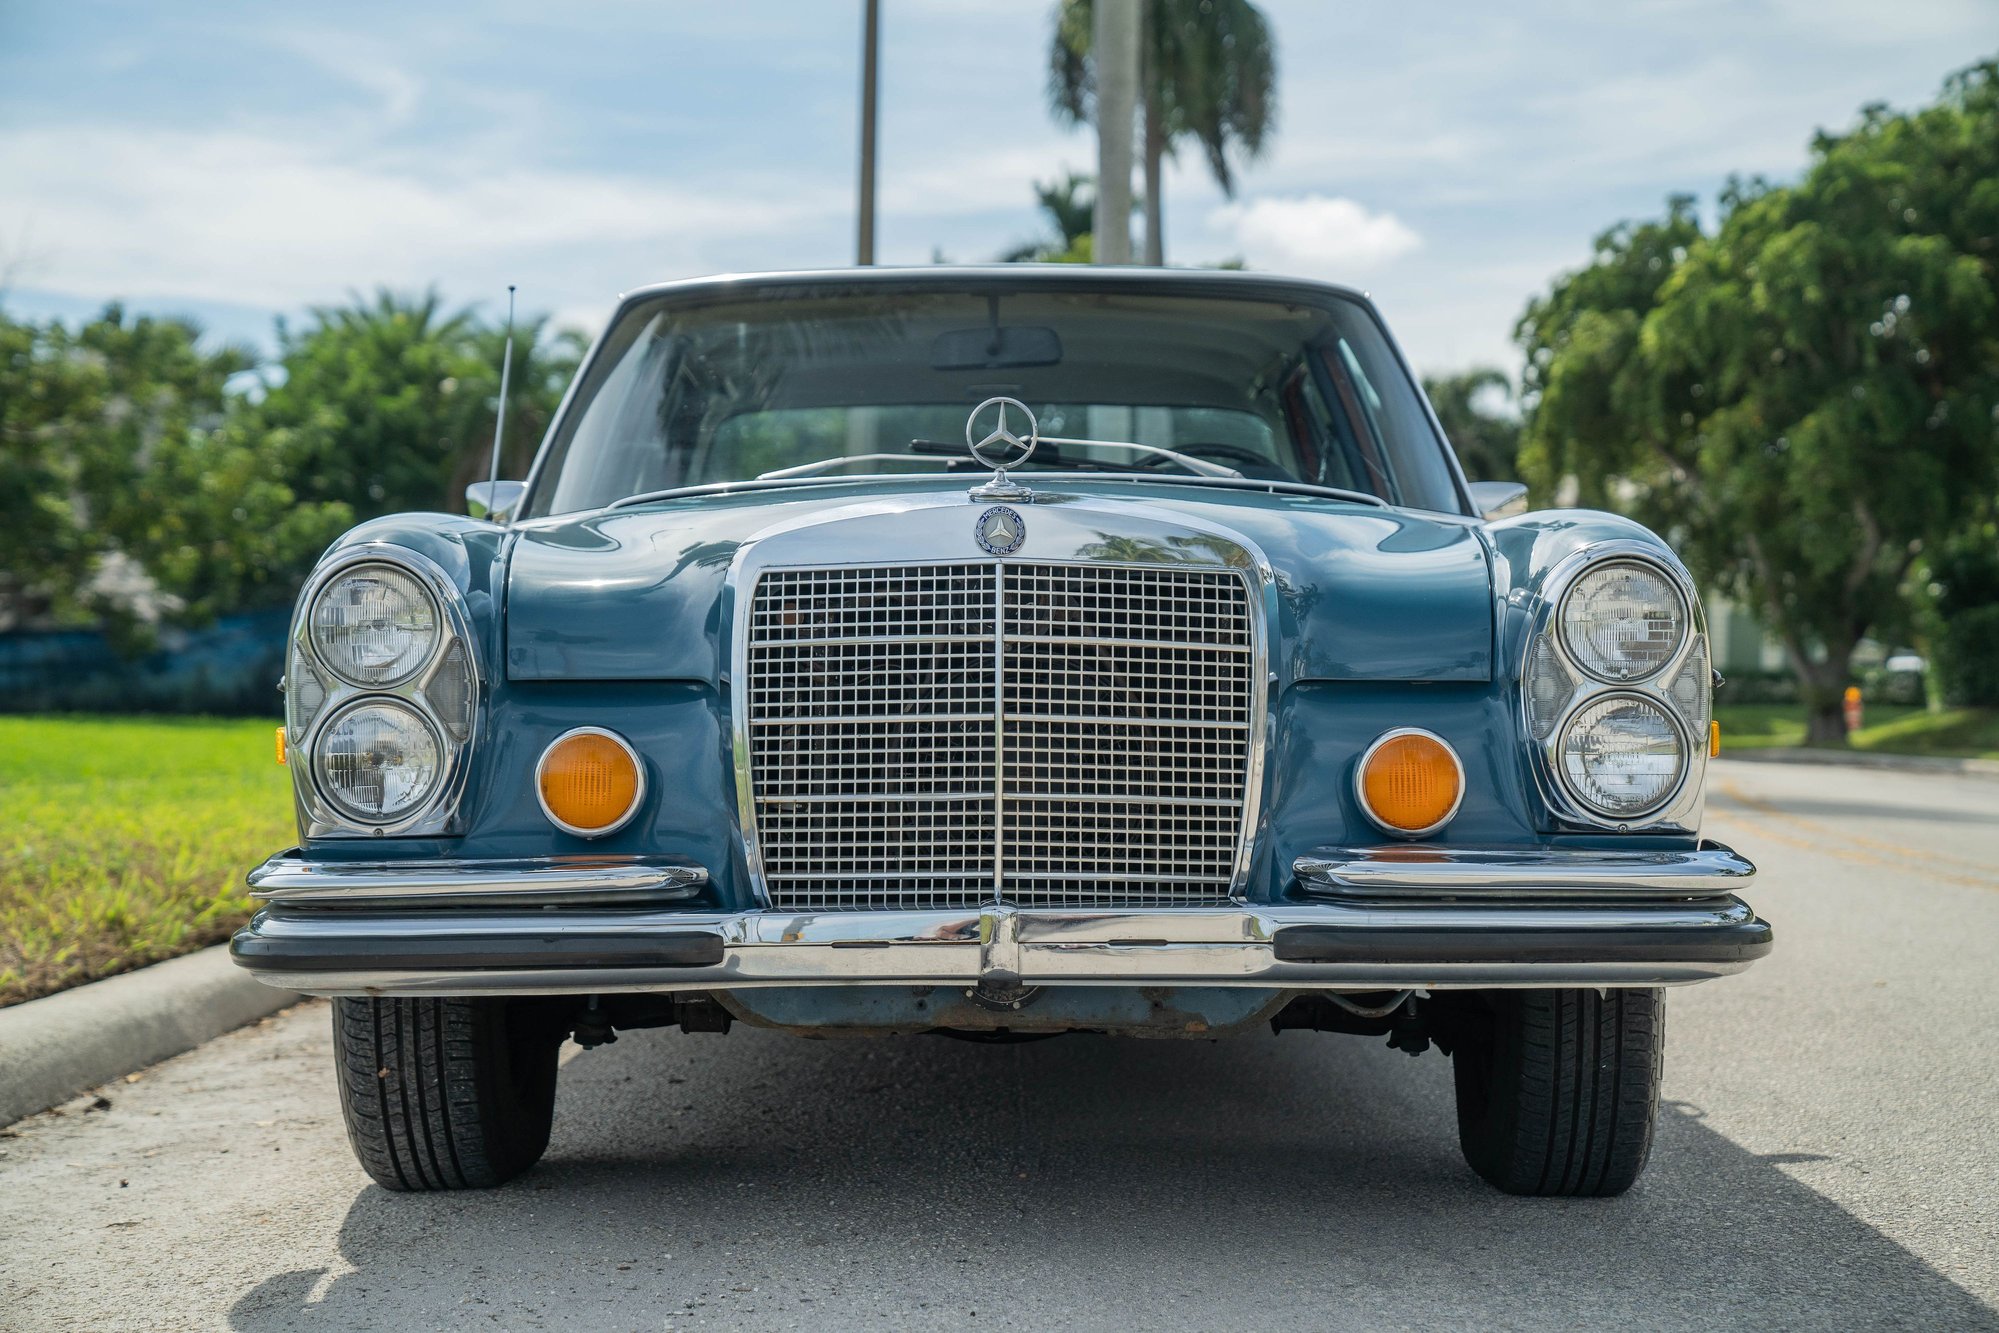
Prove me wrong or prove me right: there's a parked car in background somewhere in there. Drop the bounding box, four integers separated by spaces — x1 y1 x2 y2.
234 268 1770 1196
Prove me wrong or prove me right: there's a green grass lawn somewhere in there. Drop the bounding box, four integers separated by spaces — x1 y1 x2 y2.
1715 703 1999 759
0 716 293 1007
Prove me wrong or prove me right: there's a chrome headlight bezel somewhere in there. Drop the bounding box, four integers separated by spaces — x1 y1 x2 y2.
285 544 481 838
1519 542 1709 832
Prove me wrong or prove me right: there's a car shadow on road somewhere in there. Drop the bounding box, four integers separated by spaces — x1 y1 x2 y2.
229 1025 1996 1330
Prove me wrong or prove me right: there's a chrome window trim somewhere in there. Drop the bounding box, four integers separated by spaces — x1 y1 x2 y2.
287 544 480 839
534 726 648 839
1518 541 1708 832
1352 727 1466 839
725 492 1274 910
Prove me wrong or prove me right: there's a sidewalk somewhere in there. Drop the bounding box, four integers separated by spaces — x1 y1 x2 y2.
0 945 299 1125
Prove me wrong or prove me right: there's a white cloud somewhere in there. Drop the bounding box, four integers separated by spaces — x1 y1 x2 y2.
0 126 846 317
1209 195 1422 280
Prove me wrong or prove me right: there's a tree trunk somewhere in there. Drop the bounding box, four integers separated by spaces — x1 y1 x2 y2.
1786 639 1858 748
1803 693 1848 747
1091 0 1138 264
1142 87 1165 265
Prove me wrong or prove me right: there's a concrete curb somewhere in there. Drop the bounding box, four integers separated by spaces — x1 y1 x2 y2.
1722 748 1999 779
0 945 301 1126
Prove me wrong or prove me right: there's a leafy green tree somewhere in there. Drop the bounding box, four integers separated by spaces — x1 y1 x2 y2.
0 306 349 634
1518 62 1999 745
0 312 94 627
451 321 590 496
1514 197 1705 509
1917 517 1999 706
258 289 581 521
1423 368 1521 482
256 289 488 518
115 408 354 625
1049 0 1277 265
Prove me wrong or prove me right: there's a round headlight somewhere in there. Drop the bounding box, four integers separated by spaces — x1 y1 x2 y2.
310 563 440 687
1559 695 1685 819
314 700 443 823
1559 561 1685 682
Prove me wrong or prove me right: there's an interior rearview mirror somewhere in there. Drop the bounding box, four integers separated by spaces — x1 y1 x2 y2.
930 325 1063 370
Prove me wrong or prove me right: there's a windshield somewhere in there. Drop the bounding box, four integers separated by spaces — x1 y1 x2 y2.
525 281 1464 516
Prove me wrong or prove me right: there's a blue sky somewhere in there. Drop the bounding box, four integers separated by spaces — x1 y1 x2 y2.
1 0 1991 376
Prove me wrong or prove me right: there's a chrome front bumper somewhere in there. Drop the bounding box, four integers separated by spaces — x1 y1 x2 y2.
232 843 1769 996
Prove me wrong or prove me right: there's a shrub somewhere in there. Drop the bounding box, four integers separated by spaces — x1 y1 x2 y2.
1936 604 1999 707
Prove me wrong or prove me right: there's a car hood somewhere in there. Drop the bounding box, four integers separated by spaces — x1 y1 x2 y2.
503 481 1492 684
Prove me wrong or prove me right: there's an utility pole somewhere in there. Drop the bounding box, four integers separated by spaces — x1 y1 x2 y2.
1091 0 1138 264
856 0 880 265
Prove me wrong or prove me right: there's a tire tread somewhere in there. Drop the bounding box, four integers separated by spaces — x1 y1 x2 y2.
332 996 558 1191
1453 987 1663 1197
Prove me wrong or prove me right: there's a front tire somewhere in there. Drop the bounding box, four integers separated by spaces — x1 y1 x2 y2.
1449 987 1663 1197
332 997 566 1191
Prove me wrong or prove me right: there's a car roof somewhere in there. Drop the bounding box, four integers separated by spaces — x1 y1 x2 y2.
616 265 1376 310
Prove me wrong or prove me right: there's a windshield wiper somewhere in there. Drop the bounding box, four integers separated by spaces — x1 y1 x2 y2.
604 471 1390 511
757 452 943 480
758 435 1247 483
907 437 1243 479
1037 434 1243 478
761 439 1171 481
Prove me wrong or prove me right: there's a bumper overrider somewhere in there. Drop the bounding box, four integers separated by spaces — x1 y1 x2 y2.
230 842 1770 996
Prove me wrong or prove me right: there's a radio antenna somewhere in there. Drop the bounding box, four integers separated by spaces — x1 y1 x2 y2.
486 284 516 515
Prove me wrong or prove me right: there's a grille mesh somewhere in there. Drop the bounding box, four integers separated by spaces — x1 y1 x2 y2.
747 561 1255 911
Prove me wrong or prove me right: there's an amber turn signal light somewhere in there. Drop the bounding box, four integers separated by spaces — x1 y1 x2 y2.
1355 728 1465 838
536 727 644 837
1710 720 1721 758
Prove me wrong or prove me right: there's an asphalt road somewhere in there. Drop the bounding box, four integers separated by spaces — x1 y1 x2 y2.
3 758 1996 1332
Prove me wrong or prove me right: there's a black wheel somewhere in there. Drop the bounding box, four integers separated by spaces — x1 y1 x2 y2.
1449 987 1663 1197
332 997 566 1191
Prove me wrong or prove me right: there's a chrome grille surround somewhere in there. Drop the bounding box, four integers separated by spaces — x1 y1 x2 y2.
733 497 1268 912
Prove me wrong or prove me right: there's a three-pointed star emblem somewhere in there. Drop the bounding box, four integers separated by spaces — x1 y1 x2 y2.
974 504 1026 555
965 395 1039 470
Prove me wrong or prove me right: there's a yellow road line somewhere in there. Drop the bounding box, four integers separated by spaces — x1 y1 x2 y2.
1712 780 1999 892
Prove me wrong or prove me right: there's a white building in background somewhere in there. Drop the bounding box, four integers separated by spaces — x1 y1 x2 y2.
1705 594 1789 677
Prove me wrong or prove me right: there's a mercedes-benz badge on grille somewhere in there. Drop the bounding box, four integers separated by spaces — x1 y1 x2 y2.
975 505 1025 555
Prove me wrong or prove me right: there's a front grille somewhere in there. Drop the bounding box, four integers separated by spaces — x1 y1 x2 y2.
746 561 1255 911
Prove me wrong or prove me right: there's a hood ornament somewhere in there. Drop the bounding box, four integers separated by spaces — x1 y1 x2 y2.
966 396 1037 502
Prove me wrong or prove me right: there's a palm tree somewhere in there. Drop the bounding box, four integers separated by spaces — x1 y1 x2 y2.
998 172 1099 262
1422 368 1522 483
1049 0 1277 266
